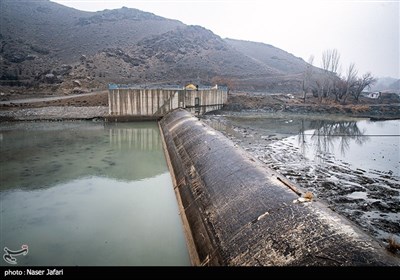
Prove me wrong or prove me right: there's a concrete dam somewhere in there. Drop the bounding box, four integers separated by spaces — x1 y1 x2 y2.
107 85 228 119
107 86 398 265
158 109 399 266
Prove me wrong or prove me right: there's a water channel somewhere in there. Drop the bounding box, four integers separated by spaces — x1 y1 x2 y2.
0 121 190 266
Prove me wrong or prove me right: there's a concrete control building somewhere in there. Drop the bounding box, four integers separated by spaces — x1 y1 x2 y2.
108 84 228 117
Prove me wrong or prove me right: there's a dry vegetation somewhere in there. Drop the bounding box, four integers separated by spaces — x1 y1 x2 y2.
387 236 400 254
223 91 400 119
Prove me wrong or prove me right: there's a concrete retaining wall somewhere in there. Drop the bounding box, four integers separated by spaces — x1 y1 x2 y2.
159 109 399 266
108 88 227 117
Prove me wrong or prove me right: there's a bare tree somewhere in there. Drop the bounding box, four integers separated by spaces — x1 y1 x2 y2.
314 79 323 102
302 55 314 103
320 49 341 99
321 50 332 72
334 77 347 102
329 49 340 99
352 72 376 102
314 49 376 105
341 63 358 104
322 49 341 73
330 49 341 74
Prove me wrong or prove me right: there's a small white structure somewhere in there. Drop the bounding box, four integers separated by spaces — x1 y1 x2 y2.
366 92 381 99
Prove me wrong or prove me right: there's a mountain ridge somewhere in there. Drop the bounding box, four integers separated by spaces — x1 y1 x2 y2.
1 0 320 95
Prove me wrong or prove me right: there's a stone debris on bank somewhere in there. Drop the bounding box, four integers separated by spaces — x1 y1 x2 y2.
0 106 108 120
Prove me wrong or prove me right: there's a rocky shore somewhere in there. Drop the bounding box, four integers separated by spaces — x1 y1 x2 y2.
0 91 108 121
0 106 108 121
202 112 400 254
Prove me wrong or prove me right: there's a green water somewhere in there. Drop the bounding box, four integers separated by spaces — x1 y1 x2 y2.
0 121 190 266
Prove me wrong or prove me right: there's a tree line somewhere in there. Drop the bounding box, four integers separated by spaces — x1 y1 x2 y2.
302 49 376 104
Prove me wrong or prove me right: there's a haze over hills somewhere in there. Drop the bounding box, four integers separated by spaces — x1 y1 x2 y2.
0 0 331 94
225 39 309 75
370 77 400 93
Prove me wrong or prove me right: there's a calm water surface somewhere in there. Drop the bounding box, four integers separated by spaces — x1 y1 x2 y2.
207 113 399 176
0 121 190 266
286 118 400 177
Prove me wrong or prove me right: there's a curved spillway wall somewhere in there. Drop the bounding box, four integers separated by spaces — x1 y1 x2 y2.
159 109 399 266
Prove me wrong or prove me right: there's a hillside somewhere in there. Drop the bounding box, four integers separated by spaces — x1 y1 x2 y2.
389 80 400 93
0 0 316 96
370 77 400 93
225 38 308 74
0 0 183 62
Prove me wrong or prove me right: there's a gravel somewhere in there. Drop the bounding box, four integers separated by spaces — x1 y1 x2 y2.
0 106 108 120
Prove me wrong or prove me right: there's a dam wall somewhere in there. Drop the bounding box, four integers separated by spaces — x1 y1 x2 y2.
108 87 227 118
159 109 399 266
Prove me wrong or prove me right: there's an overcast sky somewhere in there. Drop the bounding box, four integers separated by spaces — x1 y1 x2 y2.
53 0 399 78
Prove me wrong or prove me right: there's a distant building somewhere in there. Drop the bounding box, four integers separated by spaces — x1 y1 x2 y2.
367 92 381 99
185 83 198 90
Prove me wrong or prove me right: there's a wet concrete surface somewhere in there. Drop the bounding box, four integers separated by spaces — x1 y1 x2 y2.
160 109 400 265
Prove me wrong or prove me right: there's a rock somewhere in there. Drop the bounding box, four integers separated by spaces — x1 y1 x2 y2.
9 53 26 63
26 54 37 60
53 65 72 76
80 55 87 61
44 73 57 83
42 73 62 84
30 45 50 55
178 48 187 54
72 87 84 94
73 80 82 87
105 51 115 57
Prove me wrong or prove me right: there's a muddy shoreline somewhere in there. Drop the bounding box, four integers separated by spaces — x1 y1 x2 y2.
202 112 400 255
0 91 399 121
219 91 400 120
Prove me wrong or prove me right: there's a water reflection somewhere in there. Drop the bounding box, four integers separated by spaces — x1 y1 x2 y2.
298 120 369 157
0 122 167 190
205 115 397 174
108 123 162 151
0 121 190 266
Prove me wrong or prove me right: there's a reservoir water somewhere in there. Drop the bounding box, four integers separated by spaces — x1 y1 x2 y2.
0 121 190 266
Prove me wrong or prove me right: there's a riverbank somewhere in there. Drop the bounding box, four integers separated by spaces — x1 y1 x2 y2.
0 91 108 121
0 106 108 121
220 91 400 120
0 91 399 121
202 112 400 254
